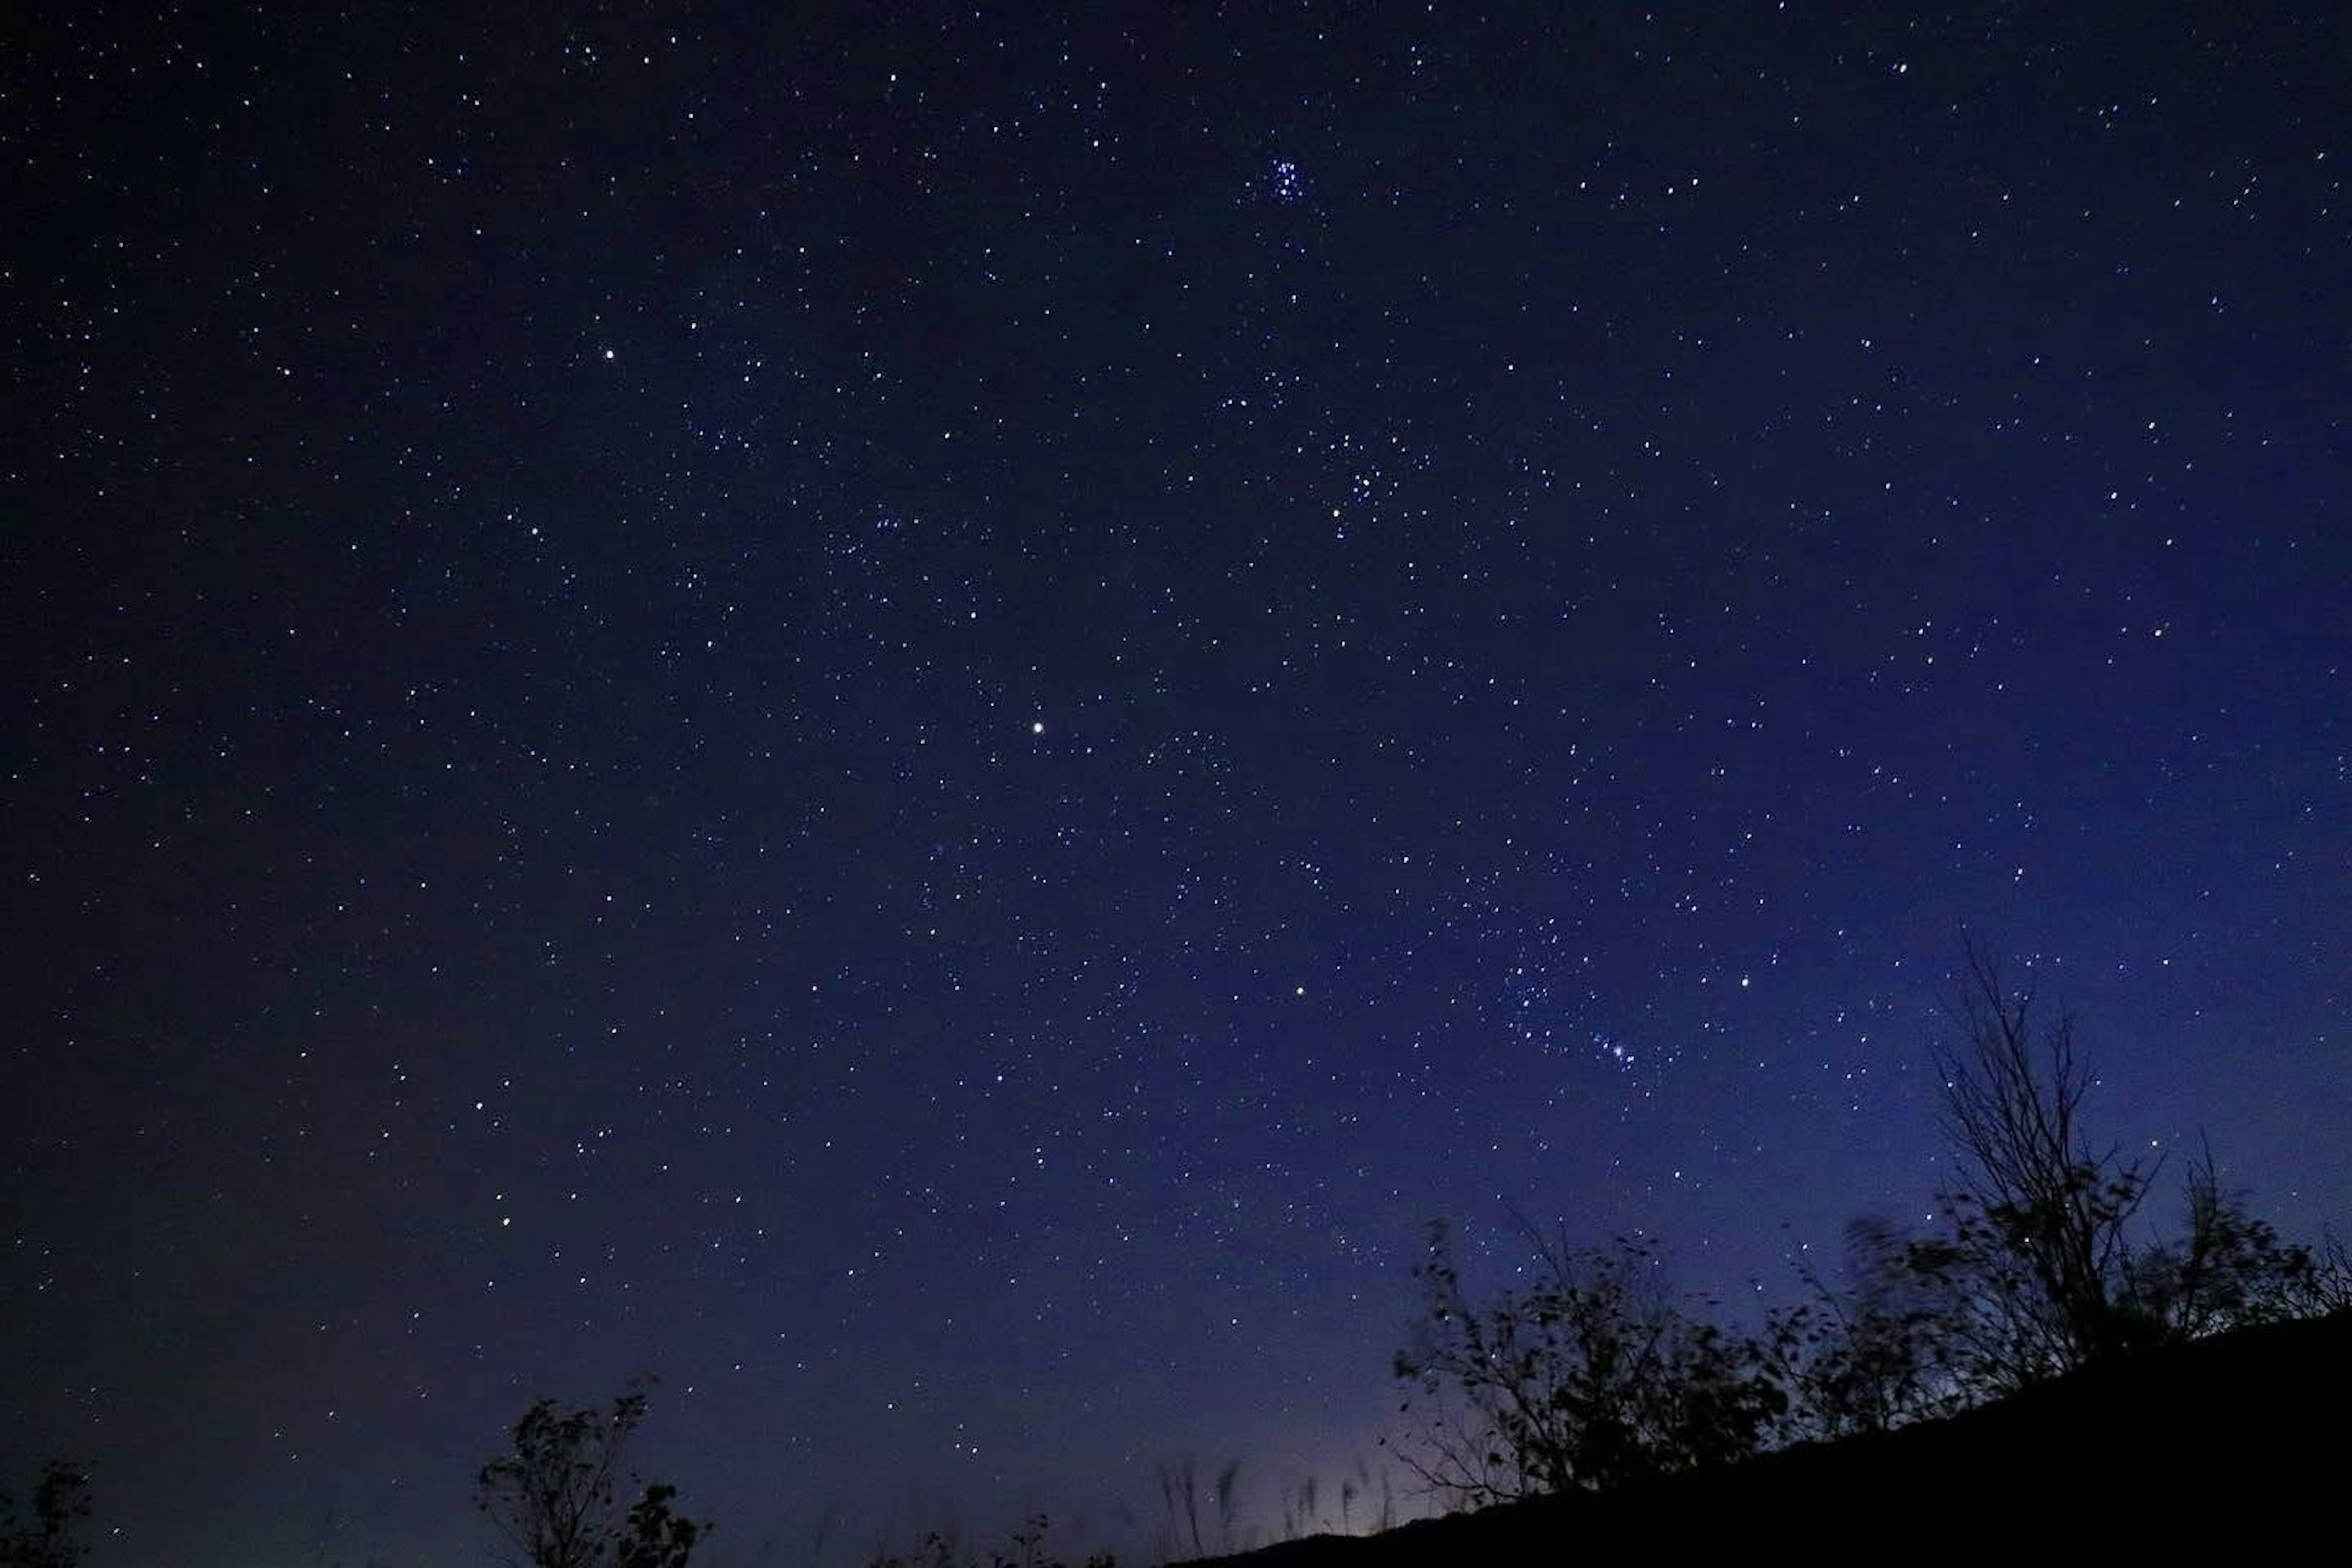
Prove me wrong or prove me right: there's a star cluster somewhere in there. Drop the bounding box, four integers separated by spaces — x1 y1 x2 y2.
2 6 2345 1564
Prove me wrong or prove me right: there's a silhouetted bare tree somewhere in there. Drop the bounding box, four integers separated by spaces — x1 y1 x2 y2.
1905 938 2163 1386
1901 937 2341 1395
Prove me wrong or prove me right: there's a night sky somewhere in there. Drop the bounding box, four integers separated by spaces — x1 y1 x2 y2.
4 4 2346 1564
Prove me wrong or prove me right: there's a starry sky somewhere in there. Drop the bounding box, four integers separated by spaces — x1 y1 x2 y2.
3 4 2346 1564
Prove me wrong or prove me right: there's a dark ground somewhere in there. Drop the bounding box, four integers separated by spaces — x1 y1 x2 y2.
1180 1311 2352 1562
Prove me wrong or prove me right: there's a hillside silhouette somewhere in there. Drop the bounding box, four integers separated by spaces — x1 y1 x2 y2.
1178 1308 2352 1564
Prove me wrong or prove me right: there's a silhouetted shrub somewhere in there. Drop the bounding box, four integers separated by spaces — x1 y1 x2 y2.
1390 1219 1784 1506
2118 1140 2324 1337
476 1381 709 1568
2297 1232 2352 1317
0 1464 91 1568
1395 941 2345 1512
1763 1215 1964 1441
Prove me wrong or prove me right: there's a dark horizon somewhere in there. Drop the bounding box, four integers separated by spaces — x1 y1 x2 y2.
4 4 2346 1564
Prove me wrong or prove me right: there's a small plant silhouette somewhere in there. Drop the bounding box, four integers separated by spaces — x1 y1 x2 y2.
858 1515 1114 1568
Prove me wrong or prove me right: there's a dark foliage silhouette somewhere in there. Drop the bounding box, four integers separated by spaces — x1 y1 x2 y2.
0 1464 91 1568
475 1381 709 1568
1390 940 2342 1517
2117 1139 2329 1336
1896 939 2334 1392
1390 1218 1784 1506
1762 1215 1959 1441
1908 938 2162 1383
2300 1231 2352 1316
859 1515 1115 1568
1210 1313 2352 1564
